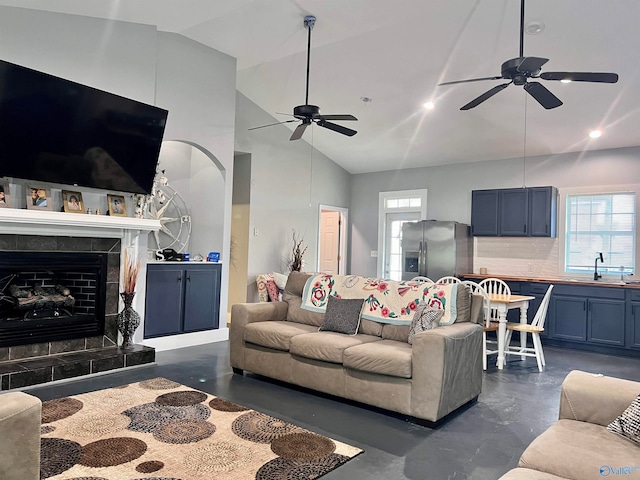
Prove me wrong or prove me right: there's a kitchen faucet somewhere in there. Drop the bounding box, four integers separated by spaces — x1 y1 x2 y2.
594 252 604 281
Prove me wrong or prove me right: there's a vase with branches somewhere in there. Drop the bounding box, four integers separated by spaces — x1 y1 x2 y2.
117 249 142 348
289 230 308 272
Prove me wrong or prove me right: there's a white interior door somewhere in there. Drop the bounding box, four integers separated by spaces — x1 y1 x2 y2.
318 206 347 275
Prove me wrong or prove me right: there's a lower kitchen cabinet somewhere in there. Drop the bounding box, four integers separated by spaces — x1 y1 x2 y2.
588 298 625 346
627 290 640 350
144 263 221 338
551 296 587 342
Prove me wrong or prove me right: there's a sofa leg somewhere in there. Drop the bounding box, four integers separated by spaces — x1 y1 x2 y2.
232 367 244 375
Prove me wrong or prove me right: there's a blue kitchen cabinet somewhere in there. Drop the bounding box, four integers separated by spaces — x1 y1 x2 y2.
551 296 588 342
626 290 640 350
499 188 529 236
471 190 499 236
528 186 557 237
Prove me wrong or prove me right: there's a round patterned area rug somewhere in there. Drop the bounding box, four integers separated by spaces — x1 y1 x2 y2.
39 378 362 479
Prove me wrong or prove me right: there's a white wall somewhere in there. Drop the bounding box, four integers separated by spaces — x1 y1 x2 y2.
0 7 237 334
234 93 351 298
350 147 640 277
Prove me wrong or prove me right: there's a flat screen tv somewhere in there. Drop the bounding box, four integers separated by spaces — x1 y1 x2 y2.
0 59 168 194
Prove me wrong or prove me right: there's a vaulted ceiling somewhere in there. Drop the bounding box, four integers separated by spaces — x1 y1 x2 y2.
1 0 637 174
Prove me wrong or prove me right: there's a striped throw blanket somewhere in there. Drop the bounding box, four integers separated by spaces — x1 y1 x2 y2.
300 274 458 325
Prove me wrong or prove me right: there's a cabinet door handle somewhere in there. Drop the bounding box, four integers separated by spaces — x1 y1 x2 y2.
177 275 181 282
524 224 527 233
545 224 548 234
187 276 191 282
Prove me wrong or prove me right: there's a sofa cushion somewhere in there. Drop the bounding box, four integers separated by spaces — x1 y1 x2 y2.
244 321 318 351
343 339 412 378
284 271 311 296
359 318 383 337
381 324 411 342
607 394 640 446
290 332 381 364
454 283 471 322
519 419 640 480
283 272 326 326
318 296 364 335
499 468 565 479
266 279 280 302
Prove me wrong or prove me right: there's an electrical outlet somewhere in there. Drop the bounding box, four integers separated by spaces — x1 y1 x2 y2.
253 227 259 236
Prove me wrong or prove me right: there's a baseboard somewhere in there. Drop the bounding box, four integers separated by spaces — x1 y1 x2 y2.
143 328 229 352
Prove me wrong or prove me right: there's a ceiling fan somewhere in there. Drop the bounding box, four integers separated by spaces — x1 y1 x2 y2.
248 15 357 140
438 0 619 110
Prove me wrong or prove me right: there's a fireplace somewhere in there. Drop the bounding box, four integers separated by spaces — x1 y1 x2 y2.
0 251 108 347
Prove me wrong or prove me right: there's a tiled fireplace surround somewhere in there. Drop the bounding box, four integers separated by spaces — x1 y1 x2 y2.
0 209 160 390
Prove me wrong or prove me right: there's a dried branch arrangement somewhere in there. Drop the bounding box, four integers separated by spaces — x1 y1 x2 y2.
122 249 142 293
289 230 308 272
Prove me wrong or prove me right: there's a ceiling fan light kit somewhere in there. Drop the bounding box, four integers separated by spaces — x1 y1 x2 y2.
248 15 358 140
438 0 619 110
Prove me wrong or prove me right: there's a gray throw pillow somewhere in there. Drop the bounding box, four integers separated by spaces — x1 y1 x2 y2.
408 304 444 345
606 394 640 446
318 296 364 335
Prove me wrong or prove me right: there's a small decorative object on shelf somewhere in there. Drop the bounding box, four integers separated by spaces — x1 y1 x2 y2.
117 249 142 349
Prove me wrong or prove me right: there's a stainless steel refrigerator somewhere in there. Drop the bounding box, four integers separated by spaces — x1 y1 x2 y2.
401 221 473 281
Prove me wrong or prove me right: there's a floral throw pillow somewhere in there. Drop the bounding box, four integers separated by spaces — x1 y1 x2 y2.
408 304 444 344
424 283 458 325
606 394 640 446
318 296 364 335
266 280 280 302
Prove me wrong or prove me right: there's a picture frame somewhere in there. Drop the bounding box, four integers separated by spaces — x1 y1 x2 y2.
26 186 52 211
0 182 10 208
107 194 127 217
62 190 85 213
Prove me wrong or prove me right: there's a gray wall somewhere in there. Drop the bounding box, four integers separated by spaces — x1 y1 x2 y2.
0 7 237 329
350 147 640 277
235 93 351 292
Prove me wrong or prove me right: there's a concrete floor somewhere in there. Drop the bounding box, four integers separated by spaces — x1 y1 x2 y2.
25 343 640 480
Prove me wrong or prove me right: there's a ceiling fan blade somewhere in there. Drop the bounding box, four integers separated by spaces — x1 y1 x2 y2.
524 81 563 109
438 76 503 86
289 122 308 141
248 119 298 131
540 72 619 83
319 114 358 121
460 83 511 110
317 120 357 137
516 57 549 74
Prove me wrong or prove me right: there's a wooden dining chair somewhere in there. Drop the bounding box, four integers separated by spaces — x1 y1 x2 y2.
410 276 434 285
504 284 554 372
462 280 496 370
435 275 461 284
478 277 511 320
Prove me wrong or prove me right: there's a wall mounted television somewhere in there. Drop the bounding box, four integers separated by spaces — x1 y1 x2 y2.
0 59 168 194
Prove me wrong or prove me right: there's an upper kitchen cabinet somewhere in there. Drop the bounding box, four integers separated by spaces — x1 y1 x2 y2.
471 186 557 237
471 190 499 236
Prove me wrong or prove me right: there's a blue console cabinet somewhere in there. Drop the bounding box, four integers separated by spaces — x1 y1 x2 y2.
144 263 221 338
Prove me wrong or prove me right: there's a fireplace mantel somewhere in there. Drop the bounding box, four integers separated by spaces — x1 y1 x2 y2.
0 208 160 238
0 208 160 347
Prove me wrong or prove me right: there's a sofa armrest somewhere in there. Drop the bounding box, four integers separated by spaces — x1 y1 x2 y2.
410 322 483 422
230 302 288 370
558 370 640 426
0 392 41 480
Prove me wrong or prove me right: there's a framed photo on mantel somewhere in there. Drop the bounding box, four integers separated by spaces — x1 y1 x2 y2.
62 190 85 214
26 186 52 211
107 194 127 217
0 182 10 208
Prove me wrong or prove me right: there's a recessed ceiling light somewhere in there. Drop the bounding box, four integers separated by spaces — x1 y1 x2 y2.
560 79 572 84
423 101 435 110
525 20 545 35
589 130 602 138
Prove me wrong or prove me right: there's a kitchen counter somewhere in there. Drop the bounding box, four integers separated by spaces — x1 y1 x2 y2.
462 273 640 289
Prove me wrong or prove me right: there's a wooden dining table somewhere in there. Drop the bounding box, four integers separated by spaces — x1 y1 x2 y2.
487 293 535 369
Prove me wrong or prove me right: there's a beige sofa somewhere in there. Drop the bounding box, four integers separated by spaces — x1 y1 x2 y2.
0 391 42 480
500 370 640 479
230 272 484 425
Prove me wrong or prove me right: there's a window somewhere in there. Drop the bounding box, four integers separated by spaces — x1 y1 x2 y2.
565 193 636 275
